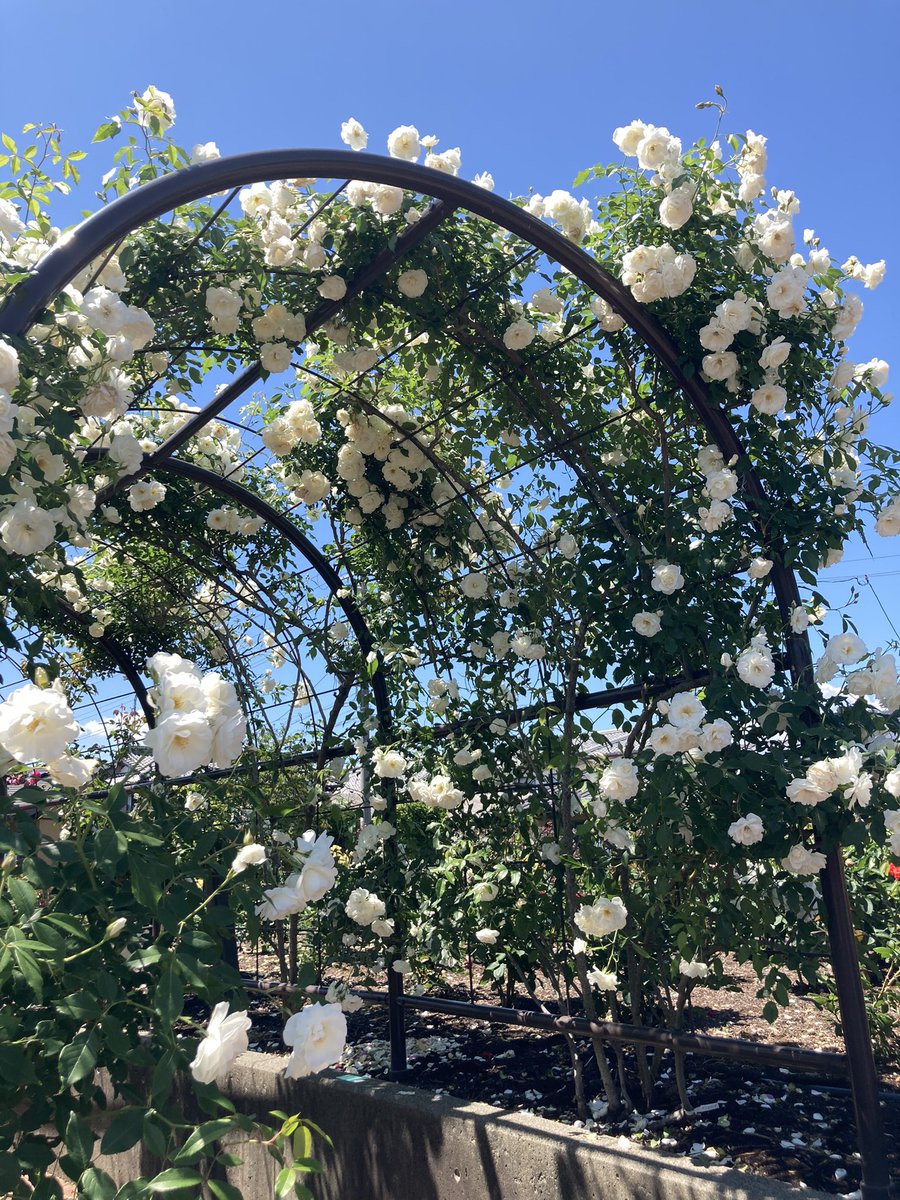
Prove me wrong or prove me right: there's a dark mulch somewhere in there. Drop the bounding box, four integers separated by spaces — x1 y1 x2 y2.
239 955 899 1197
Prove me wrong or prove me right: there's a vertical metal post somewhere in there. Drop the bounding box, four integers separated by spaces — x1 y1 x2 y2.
820 848 892 1199
387 964 408 1077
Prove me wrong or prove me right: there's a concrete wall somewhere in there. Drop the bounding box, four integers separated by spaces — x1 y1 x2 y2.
97 1052 830 1200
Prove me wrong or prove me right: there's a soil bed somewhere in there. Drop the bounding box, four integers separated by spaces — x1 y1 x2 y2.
240 955 899 1197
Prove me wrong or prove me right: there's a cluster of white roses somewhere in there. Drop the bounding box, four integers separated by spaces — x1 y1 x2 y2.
407 772 465 810
334 402 436 529
814 633 900 713
189 997 347 1085
647 692 734 759
574 895 628 939
620 243 696 304
260 396 321 456
143 652 246 777
695 443 739 533
786 746 873 811
256 830 337 920
0 679 98 787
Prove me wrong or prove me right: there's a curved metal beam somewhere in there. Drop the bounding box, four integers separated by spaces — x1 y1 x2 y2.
146 457 393 743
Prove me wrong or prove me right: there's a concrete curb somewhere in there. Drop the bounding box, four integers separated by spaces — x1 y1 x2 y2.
97 1050 833 1199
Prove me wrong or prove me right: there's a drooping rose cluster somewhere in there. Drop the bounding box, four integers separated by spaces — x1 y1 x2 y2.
143 652 246 777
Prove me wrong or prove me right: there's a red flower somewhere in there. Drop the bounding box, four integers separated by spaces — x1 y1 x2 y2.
887 863 900 881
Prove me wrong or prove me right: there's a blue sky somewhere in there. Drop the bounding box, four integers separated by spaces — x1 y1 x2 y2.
3 0 899 678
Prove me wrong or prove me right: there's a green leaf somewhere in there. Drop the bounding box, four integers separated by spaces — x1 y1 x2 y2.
207 1182 243 1200
155 968 182 1027
173 1119 235 1163
101 1108 147 1156
60 1030 99 1087
79 1167 117 1200
92 121 121 144
114 1181 151 1200
65 1112 95 1168
275 1167 295 1200
147 1168 203 1193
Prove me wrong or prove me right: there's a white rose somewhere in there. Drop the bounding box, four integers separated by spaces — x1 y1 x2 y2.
650 561 684 595
0 500 57 557
397 269 428 298
782 844 827 875
503 319 536 351
387 125 420 161
47 755 99 788
0 682 80 764
340 117 368 151
318 276 348 302
679 959 709 980
0 340 20 391
283 1003 347 1078
727 812 764 845
750 384 788 416
135 85 176 132
586 969 618 992
658 186 693 230
598 758 639 802
759 337 791 370
475 928 499 945
825 632 867 665
574 896 628 938
632 611 661 637
231 843 267 874
189 1003 251 1084
144 711 213 777
786 777 829 807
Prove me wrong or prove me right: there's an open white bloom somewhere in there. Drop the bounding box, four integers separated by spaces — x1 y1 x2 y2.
283 1003 347 1079
781 844 827 875
0 500 57 557
47 755 99 788
128 480 166 512
650 561 684 595
473 881 498 903
397 269 428 298
231 843 267 874
748 557 774 580
191 141 220 164
759 337 791 370
318 276 348 302
574 896 628 938
750 384 787 416
632 611 661 637
0 340 19 391
679 959 709 980
373 747 407 778
698 719 733 753
586 969 618 992
0 683 80 764
787 777 830 807
475 928 499 945
736 638 775 688
345 887 386 925
825 632 867 665
340 118 368 151
598 758 639 802
135 85 176 132
503 318 536 351
668 691 706 729
189 1003 251 1084
728 813 764 846
658 185 693 230
387 125 420 161
144 711 212 777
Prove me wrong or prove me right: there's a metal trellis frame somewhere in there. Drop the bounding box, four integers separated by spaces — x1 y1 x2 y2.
0 150 890 1197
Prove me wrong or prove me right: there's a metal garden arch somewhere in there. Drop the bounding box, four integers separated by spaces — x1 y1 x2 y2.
0 150 890 1198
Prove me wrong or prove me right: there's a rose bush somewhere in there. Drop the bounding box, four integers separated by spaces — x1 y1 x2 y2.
1 87 898 1170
